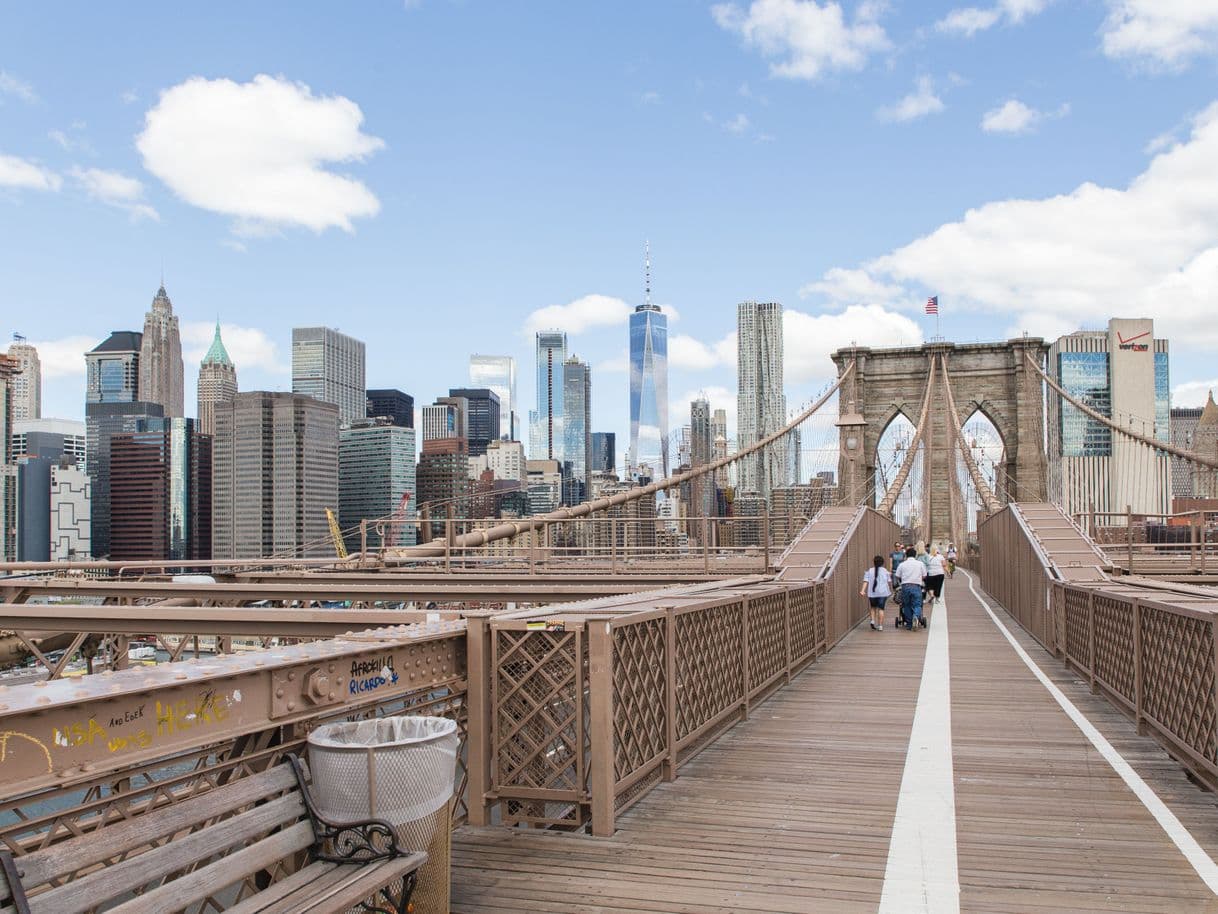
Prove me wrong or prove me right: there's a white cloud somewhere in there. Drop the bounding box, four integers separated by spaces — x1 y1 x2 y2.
1101 2 1218 68
69 166 159 221
800 266 907 304
0 153 61 191
1173 379 1218 408
181 321 287 374
524 294 677 336
802 99 1218 351
981 98 1069 135
877 75 945 123
723 112 751 134
26 336 97 379
0 71 37 104
670 332 737 370
712 0 890 81
48 124 95 155
121 89 139 105
137 74 384 235
936 0 1051 36
597 349 630 374
640 90 661 105
784 306 922 383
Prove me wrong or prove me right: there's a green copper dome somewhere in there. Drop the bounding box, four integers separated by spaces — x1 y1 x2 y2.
202 320 233 367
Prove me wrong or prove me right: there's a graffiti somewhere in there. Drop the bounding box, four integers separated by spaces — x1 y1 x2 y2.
108 704 145 729
53 717 107 749
350 655 398 695
0 731 53 774
155 688 229 738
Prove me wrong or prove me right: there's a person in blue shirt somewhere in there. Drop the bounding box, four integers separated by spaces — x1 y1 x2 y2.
861 554 894 631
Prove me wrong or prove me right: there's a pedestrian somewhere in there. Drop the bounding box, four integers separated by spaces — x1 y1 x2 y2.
860 554 892 631
890 541 905 572
946 543 958 578
894 547 927 630
926 548 946 605
917 543 932 604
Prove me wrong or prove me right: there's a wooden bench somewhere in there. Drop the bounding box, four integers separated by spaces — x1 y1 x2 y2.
0 756 426 914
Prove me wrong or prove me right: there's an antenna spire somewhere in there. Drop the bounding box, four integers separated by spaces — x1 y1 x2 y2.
644 240 652 308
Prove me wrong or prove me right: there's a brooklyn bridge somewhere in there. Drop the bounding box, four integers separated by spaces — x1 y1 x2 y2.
3 338 1218 913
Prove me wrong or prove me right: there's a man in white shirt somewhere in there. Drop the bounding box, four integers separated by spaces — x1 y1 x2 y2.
894 547 927 630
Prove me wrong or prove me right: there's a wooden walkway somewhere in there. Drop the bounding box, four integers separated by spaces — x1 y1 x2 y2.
451 571 1218 912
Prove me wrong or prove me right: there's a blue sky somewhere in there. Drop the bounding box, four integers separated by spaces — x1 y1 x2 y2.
3 0 1218 453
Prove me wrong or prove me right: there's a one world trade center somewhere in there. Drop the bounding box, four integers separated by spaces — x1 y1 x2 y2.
629 243 668 480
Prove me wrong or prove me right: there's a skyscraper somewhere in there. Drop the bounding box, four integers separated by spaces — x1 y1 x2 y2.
109 417 210 561
339 418 417 550
1047 318 1170 516
690 398 713 522
212 392 339 559
366 389 414 428
470 355 517 440
737 301 786 499
629 245 668 478
85 330 164 558
562 356 591 504
196 320 237 438
1171 406 1204 499
448 388 501 457
591 432 616 475
532 331 567 461
11 418 87 469
139 285 185 417
7 336 40 420
292 327 367 424
0 355 16 560
416 437 471 539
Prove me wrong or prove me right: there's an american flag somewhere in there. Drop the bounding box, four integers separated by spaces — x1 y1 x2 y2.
925 296 939 315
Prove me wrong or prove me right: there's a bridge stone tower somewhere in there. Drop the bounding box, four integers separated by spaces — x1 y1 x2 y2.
831 338 1049 546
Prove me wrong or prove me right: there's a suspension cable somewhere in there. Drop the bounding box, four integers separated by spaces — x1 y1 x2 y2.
942 354 1003 512
879 353 937 515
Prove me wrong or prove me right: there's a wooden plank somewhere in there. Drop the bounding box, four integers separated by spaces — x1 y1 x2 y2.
251 853 427 914
29 795 308 912
18 764 297 888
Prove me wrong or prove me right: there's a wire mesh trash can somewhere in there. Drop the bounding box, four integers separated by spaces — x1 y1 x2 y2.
309 716 459 913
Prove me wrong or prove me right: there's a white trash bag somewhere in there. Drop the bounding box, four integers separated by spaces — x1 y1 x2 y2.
307 716 458 849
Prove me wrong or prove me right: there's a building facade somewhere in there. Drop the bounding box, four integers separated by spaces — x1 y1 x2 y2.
486 439 525 484
109 417 211 562
531 331 567 462
629 304 668 479
690 398 714 524
11 418 87 470
448 388 501 457
7 337 40 421
591 432 615 475
737 301 786 499
469 355 516 440
1048 318 1171 517
339 419 417 551
292 327 366 424
366 389 414 428
197 321 238 438
15 458 91 562
212 392 339 559
416 437 471 538
562 356 591 504
422 402 462 442
0 356 15 560
1171 406 1204 500
139 285 185 417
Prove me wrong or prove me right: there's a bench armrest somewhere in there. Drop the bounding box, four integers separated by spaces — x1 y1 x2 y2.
286 755 414 865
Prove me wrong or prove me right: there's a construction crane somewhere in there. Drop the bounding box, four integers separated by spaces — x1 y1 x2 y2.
382 492 412 549
325 507 348 558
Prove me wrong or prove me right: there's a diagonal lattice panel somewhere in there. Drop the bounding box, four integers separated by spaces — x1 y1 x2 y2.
675 601 744 741
1063 588 1091 669
1092 595 1135 704
612 618 668 783
494 629 584 791
789 586 816 662
1140 606 1216 763
748 593 787 691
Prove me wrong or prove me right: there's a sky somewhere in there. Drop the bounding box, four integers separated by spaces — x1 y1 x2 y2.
3 0 1218 455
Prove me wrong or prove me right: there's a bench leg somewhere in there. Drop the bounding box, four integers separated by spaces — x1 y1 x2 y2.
357 870 419 914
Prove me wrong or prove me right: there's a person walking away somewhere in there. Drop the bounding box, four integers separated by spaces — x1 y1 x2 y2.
860 554 893 631
917 543 932 604
894 547 927 630
926 548 946 611
946 543 957 577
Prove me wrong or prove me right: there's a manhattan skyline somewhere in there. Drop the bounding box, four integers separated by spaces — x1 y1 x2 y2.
3 2 1218 443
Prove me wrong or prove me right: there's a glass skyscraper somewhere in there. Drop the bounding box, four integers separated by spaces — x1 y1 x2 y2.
291 327 366 424
737 301 786 499
469 355 517 440
532 332 567 462
629 254 668 479
562 356 591 504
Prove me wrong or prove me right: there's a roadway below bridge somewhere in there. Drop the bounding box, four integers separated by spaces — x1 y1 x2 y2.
451 570 1218 913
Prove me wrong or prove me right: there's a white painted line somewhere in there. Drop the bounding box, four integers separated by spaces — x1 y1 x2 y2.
879 593 960 914
961 569 1218 894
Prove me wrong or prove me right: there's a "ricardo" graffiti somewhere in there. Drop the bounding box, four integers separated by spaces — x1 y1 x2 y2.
350 655 399 695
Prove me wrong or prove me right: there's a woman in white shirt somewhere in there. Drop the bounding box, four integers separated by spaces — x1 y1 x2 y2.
860 554 894 631
926 549 947 605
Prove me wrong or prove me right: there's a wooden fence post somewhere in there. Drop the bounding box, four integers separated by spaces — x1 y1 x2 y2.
588 620 616 837
741 598 751 720
1087 591 1096 692
1132 599 1144 736
465 616 494 826
664 606 678 782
